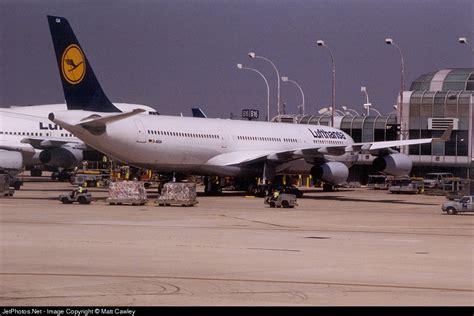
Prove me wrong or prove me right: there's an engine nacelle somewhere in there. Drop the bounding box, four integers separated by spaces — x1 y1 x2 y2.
0 150 23 171
310 162 349 185
39 147 83 169
372 153 412 176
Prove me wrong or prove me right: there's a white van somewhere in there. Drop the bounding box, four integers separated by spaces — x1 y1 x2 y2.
423 173 454 188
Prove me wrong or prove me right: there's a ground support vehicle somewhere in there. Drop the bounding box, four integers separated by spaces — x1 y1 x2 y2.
71 170 110 188
8 176 22 190
264 193 298 208
0 174 14 197
51 170 74 182
442 195 474 215
249 184 303 198
156 182 198 207
107 181 147 205
423 172 454 190
388 177 424 194
367 175 390 190
59 191 92 204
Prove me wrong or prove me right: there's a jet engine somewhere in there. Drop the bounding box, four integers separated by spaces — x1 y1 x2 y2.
39 147 83 169
372 153 412 176
0 150 23 171
310 162 349 185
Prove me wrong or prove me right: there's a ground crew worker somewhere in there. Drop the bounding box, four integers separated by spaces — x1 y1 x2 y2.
72 185 83 198
272 189 280 200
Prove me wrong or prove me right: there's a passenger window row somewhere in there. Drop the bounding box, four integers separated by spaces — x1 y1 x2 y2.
147 130 219 139
237 135 298 143
237 135 281 142
313 139 344 144
0 131 50 137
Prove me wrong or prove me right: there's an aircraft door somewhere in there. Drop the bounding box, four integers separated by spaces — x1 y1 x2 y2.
220 129 227 148
133 118 147 143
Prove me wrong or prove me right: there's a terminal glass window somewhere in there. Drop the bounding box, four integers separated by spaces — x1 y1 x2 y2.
308 116 321 125
443 70 471 91
340 116 353 135
362 116 376 142
433 91 446 117
410 72 436 91
457 130 469 156
421 92 435 117
409 130 420 155
445 130 457 156
299 116 311 124
445 92 459 117
420 130 432 155
466 74 474 90
374 117 387 141
458 94 470 116
431 130 445 156
385 116 398 141
318 116 331 126
351 117 364 143
409 92 422 116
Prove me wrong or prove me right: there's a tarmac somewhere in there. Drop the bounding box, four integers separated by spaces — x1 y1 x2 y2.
0 176 473 306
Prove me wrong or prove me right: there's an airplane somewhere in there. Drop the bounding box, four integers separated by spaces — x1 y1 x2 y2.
46 15 451 193
0 104 158 177
191 108 208 118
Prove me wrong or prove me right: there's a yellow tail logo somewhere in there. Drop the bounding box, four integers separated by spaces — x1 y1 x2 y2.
61 44 86 84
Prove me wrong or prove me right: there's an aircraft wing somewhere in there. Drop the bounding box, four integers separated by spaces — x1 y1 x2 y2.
204 150 279 166
205 126 452 167
0 144 36 154
20 137 86 150
205 146 342 167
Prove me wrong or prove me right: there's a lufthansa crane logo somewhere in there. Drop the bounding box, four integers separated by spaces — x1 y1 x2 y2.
61 44 86 84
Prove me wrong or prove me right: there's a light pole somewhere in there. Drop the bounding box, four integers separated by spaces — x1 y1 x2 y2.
385 37 405 140
316 40 336 127
342 106 360 116
361 86 372 116
281 76 305 115
248 52 281 116
458 37 474 52
237 63 270 122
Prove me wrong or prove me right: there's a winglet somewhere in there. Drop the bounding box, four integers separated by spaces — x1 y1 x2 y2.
436 125 453 142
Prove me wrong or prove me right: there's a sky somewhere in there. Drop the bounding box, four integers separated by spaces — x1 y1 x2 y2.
0 0 472 119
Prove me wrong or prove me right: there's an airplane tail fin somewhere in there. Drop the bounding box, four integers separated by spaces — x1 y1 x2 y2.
192 108 208 118
47 15 120 113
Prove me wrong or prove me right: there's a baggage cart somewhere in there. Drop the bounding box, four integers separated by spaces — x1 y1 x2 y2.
107 181 147 205
156 182 198 207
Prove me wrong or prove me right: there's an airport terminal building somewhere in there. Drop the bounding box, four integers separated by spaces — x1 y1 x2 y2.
273 68 473 183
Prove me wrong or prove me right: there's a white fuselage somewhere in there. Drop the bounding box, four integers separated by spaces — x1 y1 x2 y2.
0 108 71 166
53 111 358 176
0 103 157 169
